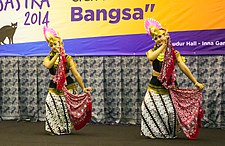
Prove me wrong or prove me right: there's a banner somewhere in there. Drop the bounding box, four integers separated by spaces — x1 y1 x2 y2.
0 0 225 56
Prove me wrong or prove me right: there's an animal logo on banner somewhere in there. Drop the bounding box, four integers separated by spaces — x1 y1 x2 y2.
0 22 18 45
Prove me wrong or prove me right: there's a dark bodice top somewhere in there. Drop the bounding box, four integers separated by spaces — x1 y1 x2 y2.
152 58 163 73
150 59 164 86
149 51 180 87
147 49 184 94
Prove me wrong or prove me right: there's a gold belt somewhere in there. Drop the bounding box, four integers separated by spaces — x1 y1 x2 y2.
48 83 76 95
148 83 169 95
152 71 160 77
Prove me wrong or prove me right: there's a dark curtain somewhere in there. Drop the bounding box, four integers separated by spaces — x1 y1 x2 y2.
0 55 224 128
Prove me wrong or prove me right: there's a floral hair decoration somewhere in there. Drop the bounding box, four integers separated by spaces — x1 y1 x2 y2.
144 18 162 36
43 26 59 42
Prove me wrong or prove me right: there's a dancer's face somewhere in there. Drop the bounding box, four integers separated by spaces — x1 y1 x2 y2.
152 30 167 46
48 37 63 53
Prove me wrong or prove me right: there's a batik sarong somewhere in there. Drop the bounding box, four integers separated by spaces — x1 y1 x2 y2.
45 92 72 135
141 91 177 138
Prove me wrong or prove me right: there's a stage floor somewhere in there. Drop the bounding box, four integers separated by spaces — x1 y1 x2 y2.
0 121 225 146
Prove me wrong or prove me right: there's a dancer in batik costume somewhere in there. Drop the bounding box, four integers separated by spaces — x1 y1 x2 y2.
43 26 92 135
141 18 204 139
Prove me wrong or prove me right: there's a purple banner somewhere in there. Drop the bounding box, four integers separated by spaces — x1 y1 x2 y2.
0 29 224 56
170 29 225 55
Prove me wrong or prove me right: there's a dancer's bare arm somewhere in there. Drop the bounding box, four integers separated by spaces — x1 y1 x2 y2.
177 55 204 90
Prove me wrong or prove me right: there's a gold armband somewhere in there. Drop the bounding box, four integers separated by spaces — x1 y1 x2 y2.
194 82 198 86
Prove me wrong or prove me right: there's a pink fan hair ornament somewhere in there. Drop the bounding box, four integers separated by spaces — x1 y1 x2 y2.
144 18 162 35
43 26 60 42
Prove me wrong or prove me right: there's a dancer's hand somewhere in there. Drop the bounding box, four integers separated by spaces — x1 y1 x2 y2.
160 36 168 46
195 82 204 90
83 87 92 93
